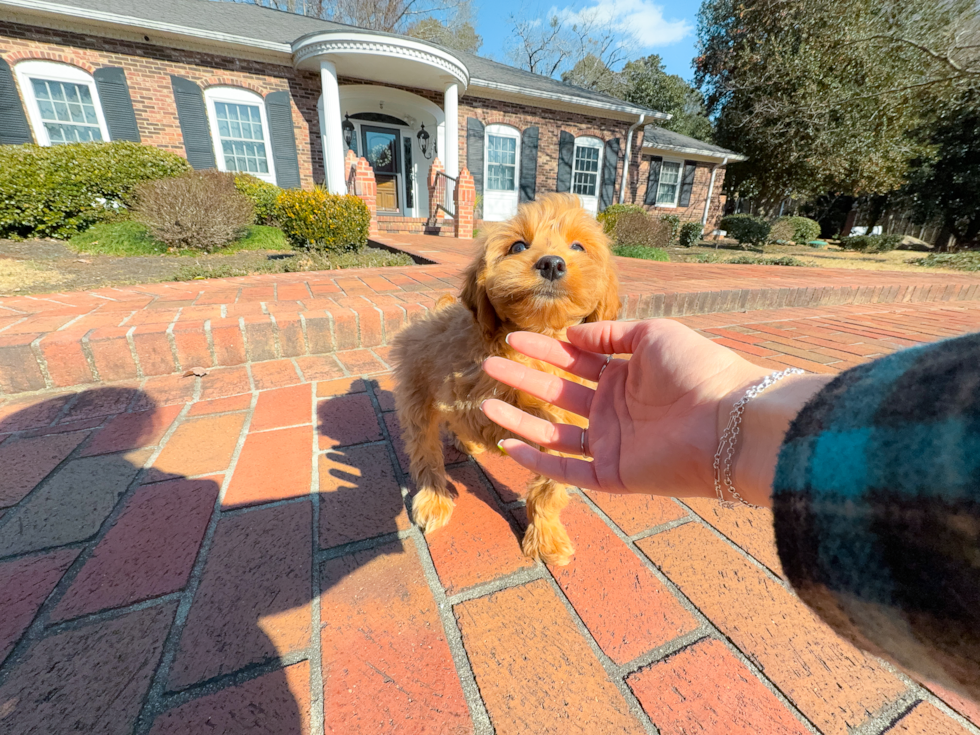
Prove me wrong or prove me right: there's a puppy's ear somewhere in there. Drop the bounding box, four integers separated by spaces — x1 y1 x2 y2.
585 271 621 323
460 256 500 341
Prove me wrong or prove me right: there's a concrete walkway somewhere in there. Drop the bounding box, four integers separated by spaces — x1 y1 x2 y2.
1 297 979 734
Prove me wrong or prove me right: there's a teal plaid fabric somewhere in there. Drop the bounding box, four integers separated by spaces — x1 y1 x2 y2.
773 332 980 701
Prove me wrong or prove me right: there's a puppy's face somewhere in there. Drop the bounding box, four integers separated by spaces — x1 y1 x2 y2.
462 194 620 338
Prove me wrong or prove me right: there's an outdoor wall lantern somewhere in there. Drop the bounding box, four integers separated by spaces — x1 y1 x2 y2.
342 113 354 149
417 123 432 159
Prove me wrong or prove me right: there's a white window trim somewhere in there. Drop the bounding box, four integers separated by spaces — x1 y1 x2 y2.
655 158 684 208
484 123 521 193
204 86 277 185
14 60 110 146
572 136 603 212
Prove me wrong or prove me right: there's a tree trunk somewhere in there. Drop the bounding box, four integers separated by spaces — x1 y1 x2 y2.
935 223 955 252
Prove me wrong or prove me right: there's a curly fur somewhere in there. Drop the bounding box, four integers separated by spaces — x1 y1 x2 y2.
390 193 620 565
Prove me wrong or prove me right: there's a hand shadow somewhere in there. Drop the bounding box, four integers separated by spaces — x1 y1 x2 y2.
0 383 411 734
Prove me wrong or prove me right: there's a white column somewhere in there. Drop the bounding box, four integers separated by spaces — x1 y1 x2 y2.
320 61 347 194
443 82 459 179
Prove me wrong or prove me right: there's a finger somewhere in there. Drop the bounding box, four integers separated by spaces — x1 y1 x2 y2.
498 439 601 489
483 357 594 417
481 399 585 454
565 320 658 356
505 331 609 381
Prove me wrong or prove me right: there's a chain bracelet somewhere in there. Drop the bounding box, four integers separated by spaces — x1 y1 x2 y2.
712 368 804 508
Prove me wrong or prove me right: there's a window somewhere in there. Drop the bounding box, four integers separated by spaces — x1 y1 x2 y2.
656 160 682 206
487 134 517 191
572 137 603 198
204 87 276 184
14 61 109 146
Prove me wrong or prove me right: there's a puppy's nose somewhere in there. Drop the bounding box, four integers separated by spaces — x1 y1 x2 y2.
535 255 566 281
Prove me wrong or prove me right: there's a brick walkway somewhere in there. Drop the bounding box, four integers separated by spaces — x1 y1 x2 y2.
2 300 979 734
2 234 979 396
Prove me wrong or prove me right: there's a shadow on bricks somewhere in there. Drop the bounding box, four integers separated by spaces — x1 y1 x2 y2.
0 388 308 734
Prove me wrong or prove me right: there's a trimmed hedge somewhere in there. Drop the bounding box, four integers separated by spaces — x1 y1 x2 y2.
275 188 370 252
0 142 191 240
234 174 282 225
678 221 703 247
596 204 644 234
658 213 681 242
719 214 771 247
838 234 903 253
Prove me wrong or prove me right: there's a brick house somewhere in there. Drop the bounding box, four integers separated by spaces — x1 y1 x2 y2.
0 0 744 234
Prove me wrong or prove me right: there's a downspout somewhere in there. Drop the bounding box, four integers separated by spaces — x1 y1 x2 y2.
618 114 646 204
702 156 728 227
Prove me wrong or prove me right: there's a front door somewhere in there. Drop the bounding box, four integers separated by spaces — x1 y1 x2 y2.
362 125 400 212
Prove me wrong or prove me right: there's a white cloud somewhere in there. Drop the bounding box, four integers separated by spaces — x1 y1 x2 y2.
550 0 692 48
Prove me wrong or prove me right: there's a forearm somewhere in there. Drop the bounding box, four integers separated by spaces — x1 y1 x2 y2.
716 373 834 508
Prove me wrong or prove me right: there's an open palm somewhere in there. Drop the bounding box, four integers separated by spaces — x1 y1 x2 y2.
481 319 770 497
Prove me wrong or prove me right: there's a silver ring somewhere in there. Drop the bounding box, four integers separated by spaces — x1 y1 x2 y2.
597 354 613 381
580 427 588 456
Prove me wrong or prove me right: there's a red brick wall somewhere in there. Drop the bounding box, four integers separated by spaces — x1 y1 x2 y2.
633 152 728 231
457 95 634 206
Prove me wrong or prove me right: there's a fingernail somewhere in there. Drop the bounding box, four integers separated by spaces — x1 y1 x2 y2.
504 333 512 345
480 400 488 412
496 439 509 456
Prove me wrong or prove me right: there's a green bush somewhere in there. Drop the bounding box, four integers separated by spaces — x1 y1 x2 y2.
613 211 672 250
0 142 191 240
658 213 681 242
719 214 771 247
838 234 903 253
727 255 810 267
132 170 253 252
768 218 796 243
612 245 670 261
912 252 980 271
787 216 821 244
596 204 644 234
234 174 282 225
678 221 703 248
275 188 370 252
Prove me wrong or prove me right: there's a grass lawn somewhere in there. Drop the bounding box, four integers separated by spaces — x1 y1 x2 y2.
69 221 289 256
612 245 669 261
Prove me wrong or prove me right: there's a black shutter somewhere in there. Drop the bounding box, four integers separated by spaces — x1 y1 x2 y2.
678 161 697 207
598 137 620 211
264 90 301 189
556 131 574 193
0 59 33 145
644 156 663 205
519 126 539 203
93 67 140 142
466 117 485 198
170 76 215 170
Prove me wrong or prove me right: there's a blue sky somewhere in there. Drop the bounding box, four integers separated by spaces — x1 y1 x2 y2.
472 0 701 81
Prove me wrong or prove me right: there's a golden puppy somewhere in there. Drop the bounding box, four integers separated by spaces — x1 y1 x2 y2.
390 193 620 565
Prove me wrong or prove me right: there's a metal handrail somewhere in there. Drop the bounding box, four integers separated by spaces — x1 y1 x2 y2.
432 171 457 221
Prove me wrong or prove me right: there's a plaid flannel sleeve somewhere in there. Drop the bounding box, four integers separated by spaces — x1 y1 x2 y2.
772 332 980 702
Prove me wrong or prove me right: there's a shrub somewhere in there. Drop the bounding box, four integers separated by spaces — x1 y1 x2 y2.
596 204 644 234
768 218 796 243
912 252 980 271
678 221 703 248
658 213 681 242
234 174 282 225
719 214 771 247
0 142 191 240
132 170 253 252
787 216 821 244
838 234 903 253
727 255 810 267
613 245 669 261
275 188 370 252
613 211 672 250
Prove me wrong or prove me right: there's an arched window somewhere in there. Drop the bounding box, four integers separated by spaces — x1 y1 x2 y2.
14 61 109 145
204 86 277 184
572 136 603 214
483 123 521 221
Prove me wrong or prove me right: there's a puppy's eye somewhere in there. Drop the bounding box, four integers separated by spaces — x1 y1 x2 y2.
570 242 585 252
509 241 528 254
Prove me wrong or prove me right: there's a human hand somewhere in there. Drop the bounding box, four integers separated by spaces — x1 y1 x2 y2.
481 319 805 505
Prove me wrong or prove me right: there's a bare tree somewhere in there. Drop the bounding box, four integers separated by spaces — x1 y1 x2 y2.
507 8 631 80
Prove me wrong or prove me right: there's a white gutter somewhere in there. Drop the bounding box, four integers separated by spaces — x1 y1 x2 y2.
618 114 646 204
469 78 668 119
702 156 728 227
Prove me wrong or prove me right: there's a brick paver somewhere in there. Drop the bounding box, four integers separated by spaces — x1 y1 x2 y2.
0 287 978 733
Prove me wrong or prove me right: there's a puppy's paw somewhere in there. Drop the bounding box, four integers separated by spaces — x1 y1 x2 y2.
412 488 454 534
522 522 575 566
